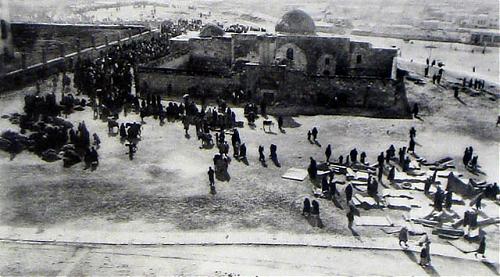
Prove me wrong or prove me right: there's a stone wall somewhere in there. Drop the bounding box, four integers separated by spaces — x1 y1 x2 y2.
349 42 398 78
241 65 409 116
10 23 146 67
138 62 410 117
232 34 261 64
137 67 238 98
274 36 351 76
189 37 232 68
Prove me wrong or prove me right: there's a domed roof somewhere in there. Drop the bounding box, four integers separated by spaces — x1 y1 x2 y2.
199 24 225 38
275 9 316 35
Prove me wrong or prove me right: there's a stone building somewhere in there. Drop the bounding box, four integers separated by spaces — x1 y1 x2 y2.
138 10 409 117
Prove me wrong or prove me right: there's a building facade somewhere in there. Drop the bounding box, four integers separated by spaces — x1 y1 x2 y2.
138 10 409 117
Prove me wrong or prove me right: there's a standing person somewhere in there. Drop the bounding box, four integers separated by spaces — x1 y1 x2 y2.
311 127 318 141
278 116 284 131
208 167 215 187
377 152 385 167
307 130 312 142
470 156 478 170
311 200 320 215
409 127 416 139
463 148 471 166
475 195 482 210
302 198 311 216
349 148 358 163
308 157 318 179
412 103 419 118
399 226 409 248
93 133 101 148
360 152 367 164
325 144 332 163
258 145 265 162
345 184 353 202
418 233 431 267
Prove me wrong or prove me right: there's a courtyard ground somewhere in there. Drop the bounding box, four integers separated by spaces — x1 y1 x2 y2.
0 73 498 275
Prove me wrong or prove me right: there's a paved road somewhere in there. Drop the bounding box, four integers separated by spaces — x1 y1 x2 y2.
1 240 498 276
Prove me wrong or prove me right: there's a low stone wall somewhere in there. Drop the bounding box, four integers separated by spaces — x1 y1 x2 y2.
137 64 411 118
1 27 156 93
137 67 238 98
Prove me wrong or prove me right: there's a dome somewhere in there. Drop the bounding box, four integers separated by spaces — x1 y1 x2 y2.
199 24 225 38
275 9 316 35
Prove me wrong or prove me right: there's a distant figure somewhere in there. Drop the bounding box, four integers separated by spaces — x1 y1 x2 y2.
470 156 478 170
208 167 215 186
307 130 312 142
278 116 284 131
418 233 432 267
325 144 332 163
308 157 318 179
412 103 419 118
311 127 318 141
302 198 311 216
424 177 432 195
93 133 101 148
258 145 265 162
409 127 416 139
377 152 384 168
475 195 482 210
311 200 320 215
345 184 353 202
360 152 367 164
349 148 358 163
399 226 409 248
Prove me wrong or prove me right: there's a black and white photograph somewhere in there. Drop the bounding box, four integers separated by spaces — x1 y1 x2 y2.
0 0 499 275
